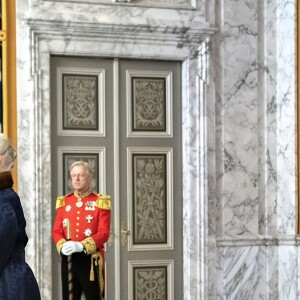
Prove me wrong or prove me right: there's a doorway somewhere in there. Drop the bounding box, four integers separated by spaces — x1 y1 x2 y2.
51 56 183 300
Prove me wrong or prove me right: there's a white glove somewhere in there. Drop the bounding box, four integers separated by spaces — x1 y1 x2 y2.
61 241 84 256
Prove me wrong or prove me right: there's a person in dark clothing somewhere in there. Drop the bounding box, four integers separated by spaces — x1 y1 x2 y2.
0 134 41 300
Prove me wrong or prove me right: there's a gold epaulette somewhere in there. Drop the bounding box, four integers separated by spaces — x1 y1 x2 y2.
96 194 111 210
55 196 66 209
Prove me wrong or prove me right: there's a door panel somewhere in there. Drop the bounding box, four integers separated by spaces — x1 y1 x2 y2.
51 56 182 300
118 59 182 300
50 56 115 300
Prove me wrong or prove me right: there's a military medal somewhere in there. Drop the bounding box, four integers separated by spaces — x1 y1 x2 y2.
86 215 93 223
84 228 92 236
76 201 83 208
85 201 96 211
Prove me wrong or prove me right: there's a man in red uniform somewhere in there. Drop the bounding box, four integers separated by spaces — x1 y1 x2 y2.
52 161 111 300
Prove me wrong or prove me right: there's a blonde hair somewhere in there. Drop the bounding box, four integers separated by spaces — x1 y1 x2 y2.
0 134 17 171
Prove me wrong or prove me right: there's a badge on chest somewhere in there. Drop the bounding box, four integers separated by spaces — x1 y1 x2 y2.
85 201 96 211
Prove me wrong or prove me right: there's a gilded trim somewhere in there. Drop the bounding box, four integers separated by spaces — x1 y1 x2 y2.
296 1 300 234
55 196 66 209
81 237 97 255
56 238 66 253
1 0 17 190
96 194 111 210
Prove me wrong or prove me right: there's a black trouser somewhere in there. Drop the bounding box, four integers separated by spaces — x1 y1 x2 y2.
61 252 101 300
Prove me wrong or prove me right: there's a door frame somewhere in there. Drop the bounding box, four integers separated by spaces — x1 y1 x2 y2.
17 19 216 299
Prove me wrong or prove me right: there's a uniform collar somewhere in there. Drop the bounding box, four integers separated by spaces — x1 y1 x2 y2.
74 190 91 199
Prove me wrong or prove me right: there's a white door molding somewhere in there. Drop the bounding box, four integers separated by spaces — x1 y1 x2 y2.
17 19 215 300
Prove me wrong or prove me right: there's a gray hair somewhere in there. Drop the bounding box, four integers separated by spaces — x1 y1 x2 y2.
69 161 95 191
0 134 17 171
69 161 92 175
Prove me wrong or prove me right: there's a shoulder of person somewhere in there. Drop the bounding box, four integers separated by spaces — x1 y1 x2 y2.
55 193 73 209
94 193 111 210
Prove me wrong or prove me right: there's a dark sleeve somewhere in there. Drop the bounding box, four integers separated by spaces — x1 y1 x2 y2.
0 203 18 276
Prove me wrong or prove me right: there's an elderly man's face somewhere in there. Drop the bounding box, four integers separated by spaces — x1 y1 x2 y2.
70 165 91 193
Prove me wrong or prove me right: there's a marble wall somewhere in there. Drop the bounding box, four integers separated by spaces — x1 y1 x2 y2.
16 0 298 299
212 0 298 299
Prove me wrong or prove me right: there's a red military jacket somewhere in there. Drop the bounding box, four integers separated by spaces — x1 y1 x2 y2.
52 192 111 255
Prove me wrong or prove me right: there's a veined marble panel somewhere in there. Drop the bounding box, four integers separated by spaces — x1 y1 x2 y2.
43 0 197 10
21 0 208 23
217 236 300 299
257 0 278 235
224 246 260 299
275 0 297 234
215 0 297 237
221 0 260 236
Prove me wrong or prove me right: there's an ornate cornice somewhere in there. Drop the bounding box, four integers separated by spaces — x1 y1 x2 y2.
24 18 217 48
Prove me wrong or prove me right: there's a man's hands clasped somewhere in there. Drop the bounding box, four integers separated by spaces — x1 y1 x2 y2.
61 241 84 256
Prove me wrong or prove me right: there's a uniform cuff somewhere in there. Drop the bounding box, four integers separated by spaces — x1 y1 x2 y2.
81 237 97 255
56 239 66 254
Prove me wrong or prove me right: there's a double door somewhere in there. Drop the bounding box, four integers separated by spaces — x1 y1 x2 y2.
51 56 182 300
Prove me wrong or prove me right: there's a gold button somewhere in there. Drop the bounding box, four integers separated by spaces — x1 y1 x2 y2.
77 211 80 214
76 223 79 226
77 217 80 220
76 235 79 238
